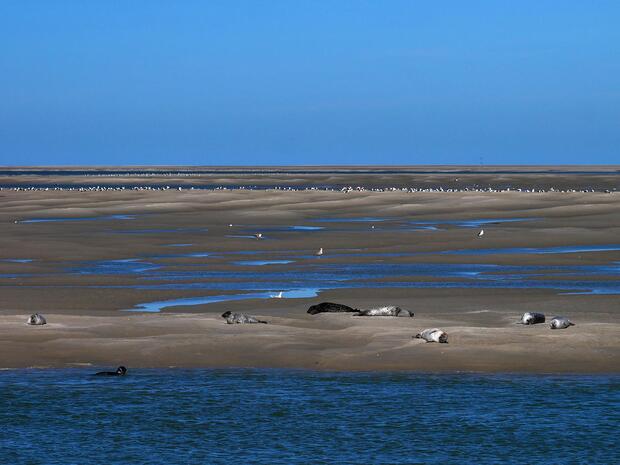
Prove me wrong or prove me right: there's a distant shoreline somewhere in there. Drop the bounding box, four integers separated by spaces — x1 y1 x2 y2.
2 185 617 193
1 165 619 192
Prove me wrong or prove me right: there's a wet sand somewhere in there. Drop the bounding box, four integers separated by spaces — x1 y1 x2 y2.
1 171 619 372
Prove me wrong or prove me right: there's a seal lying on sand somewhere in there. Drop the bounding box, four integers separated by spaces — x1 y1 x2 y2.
27 313 46 325
414 328 448 343
354 306 414 317
307 302 358 315
94 366 127 376
550 316 575 329
221 311 268 324
519 312 545 325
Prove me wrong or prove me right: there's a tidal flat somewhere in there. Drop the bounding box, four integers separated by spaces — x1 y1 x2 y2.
0 167 619 372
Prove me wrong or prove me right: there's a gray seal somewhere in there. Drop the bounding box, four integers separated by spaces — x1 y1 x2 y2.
27 313 46 325
354 306 414 317
414 328 448 343
221 311 267 324
519 312 545 325
307 302 358 315
550 316 574 329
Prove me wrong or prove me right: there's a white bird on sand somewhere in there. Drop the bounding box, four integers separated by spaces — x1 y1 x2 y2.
316 247 323 256
254 233 263 239
271 291 283 298
478 229 484 237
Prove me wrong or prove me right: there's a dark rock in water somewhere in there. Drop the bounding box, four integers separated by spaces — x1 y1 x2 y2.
307 302 358 315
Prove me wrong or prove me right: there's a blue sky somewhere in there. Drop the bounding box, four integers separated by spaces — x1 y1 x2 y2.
0 1 618 165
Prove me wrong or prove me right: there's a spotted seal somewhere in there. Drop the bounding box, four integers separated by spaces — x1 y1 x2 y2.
94 366 127 376
353 306 414 317
307 302 358 315
550 316 575 329
519 312 545 325
221 311 267 324
27 313 46 325
414 328 448 343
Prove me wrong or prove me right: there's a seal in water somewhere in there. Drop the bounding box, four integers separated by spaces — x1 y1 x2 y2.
307 302 359 315
519 312 546 325
27 313 46 325
353 306 414 317
414 328 448 343
94 366 127 376
550 316 575 329
221 311 268 324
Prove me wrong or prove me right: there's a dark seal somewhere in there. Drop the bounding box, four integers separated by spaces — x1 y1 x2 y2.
94 366 127 376
307 302 358 315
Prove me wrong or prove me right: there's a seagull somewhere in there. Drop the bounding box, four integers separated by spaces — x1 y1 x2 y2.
254 233 263 239
478 229 484 237
228 224 233 227
271 291 283 298
316 247 323 256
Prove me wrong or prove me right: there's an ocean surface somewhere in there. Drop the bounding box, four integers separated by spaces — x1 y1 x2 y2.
1 369 618 464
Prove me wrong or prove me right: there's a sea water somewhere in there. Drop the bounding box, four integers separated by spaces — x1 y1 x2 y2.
1 369 618 464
